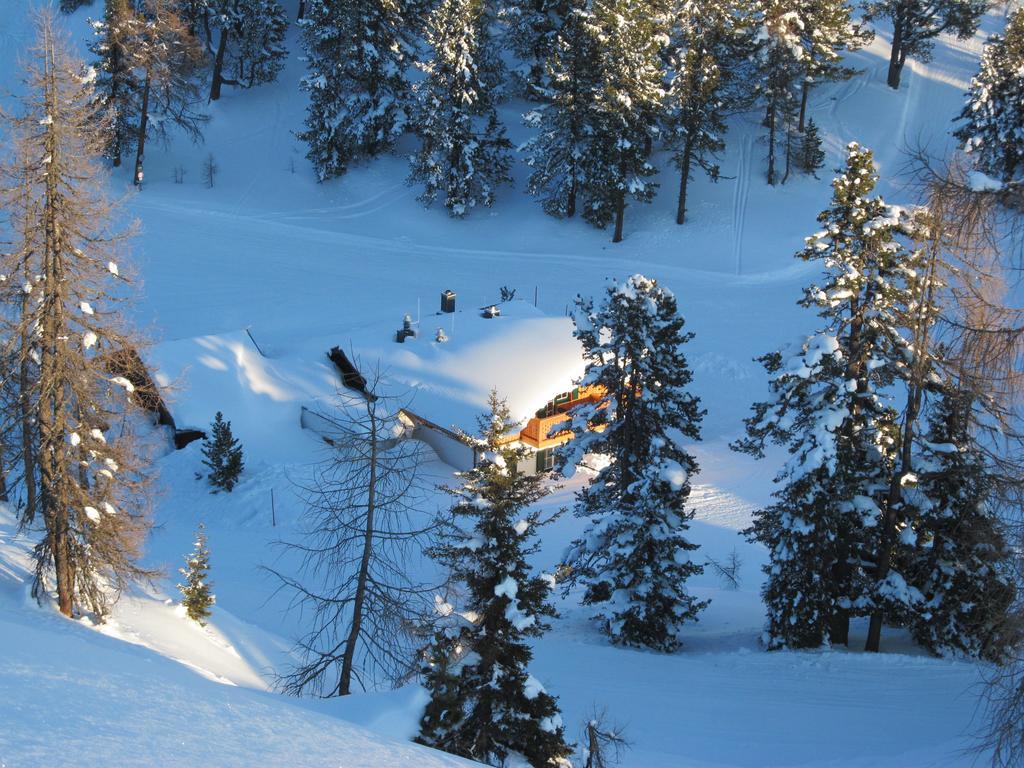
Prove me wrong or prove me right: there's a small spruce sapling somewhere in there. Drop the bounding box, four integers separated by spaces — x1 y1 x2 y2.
178 523 215 624
796 119 826 177
202 412 244 492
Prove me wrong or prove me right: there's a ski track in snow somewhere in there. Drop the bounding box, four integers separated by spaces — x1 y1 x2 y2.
731 135 752 276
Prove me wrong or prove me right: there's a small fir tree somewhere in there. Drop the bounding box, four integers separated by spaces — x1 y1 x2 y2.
201 412 244 492
795 118 825 176
560 275 708 651
178 523 215 624
417 391 572 767
954 9 1024 183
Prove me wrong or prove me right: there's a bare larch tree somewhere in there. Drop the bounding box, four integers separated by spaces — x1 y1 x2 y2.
0 12 155 618
271 377 442 697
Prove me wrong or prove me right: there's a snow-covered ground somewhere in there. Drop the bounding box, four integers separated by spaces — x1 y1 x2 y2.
0 1 1011 766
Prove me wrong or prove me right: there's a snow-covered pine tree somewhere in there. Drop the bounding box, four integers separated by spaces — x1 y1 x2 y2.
201 411 244 492
298 0 414 180
954 9 1024 184
417 606 471 752
759 1 803 186
409 0 512 217
204 0 288 100
576 0 667 242
795 117 825 175
733 143 917 648
418 391 572 767
902 388 1018 662
560 275 707 651
520 0 601 219
795 0 872 132
663 0 757 224
501 0 568 95
89 0 140 167
61 0 95 12
178 523 215 624
865 0 986 89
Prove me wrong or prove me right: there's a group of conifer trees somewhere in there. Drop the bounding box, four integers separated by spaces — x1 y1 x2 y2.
301 0 987 239
74 0 287 185
734 142 1020 660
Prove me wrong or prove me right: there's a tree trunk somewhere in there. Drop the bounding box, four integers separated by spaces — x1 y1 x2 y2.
297 0 306 19
133 69 151 188
209 28 229 102
887 19 905 89
567 174 576 219
782 127 793 185
338 401 379 695
612 192 625 243
798 77 810 133
676 139 693 225
39 28 76 618
766 103 777 186
110 39 123 167
865 248 940 652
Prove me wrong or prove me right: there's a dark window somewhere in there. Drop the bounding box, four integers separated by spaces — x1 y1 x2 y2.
536 448 555 473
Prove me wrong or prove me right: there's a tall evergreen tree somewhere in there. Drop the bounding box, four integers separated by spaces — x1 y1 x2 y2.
865 0 985 89
734 144 918 648
663 0 757 224
902 389 1018 662
954 9 1024 184
758 1 803 186
89 0 139 167
298 0 414 180
795 0 872 132
178 523 215 624
576 0 667 242
409 0 513 217
501 0 567 95
1 13 155 618
417 392 572 767
521 0 601 219
560 275 707 651
201 0 288 101
201 412 244 492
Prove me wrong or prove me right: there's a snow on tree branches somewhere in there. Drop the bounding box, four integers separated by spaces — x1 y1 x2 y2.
201 412 244 492
418 391 572 767
560 275 707 651
178 523 215 624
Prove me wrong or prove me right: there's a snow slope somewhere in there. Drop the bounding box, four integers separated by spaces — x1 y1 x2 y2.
0 1 1011 766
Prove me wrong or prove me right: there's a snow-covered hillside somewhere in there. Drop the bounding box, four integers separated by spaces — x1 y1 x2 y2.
0 1 1014 766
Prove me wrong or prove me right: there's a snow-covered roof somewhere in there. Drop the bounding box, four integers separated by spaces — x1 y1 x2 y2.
145 301 585 463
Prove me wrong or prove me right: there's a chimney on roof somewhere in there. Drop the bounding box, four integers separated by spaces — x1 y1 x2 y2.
441 289 456 313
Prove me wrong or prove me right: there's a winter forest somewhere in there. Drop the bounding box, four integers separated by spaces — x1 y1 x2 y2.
2 0 1024 766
